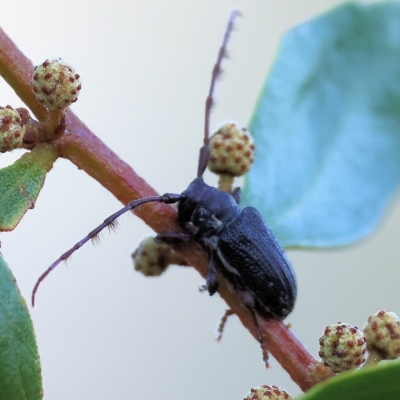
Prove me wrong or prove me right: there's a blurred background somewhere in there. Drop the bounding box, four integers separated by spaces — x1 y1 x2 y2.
0 0 398 399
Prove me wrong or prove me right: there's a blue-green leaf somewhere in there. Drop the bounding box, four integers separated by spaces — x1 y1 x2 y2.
296 360 400 400
242 2 400 247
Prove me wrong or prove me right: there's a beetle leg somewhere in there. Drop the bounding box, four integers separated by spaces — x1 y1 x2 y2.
197 144 211 178
198 284 208 292
236 287 256 310
231 186 241 204
192 237 220 296
233 278 270 367
205 252 220 295
215 308 234 341
155 230 192 244
252 311 270 368
156 220 199 244
182 221 199 236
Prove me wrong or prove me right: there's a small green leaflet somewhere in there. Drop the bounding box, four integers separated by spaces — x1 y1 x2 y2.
242 3 400 247
296 360 400 400
0 144 57 231
0 253 42 399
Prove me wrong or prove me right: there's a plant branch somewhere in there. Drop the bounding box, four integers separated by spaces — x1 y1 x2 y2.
0 25 334 391
0 28 48 121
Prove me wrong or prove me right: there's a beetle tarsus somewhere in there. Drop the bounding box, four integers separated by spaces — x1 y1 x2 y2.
215 308 234 341
251 310 270 368
235 282 270 367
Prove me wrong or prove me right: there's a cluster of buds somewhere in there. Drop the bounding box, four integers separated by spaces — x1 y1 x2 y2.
243 385 291 400
319 310 400 373
1 59 81 153
243 310 399 400
131 236 187 277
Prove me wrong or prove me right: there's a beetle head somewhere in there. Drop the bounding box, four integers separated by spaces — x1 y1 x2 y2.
178 177 240 236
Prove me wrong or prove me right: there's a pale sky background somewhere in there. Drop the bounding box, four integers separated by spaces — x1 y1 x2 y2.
0 1 399 399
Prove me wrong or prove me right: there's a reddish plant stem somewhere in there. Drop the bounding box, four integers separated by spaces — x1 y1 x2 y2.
0 27 48 121
55 111 180 233
0 25 334 391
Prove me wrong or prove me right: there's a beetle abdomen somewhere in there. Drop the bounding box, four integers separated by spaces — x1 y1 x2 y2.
216 207 297 319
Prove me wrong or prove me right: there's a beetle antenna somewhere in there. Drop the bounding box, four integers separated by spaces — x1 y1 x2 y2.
31 193 185 306
197 9 242 178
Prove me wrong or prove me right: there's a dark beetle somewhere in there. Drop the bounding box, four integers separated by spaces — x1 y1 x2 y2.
161 177 296 319
31 10 297 325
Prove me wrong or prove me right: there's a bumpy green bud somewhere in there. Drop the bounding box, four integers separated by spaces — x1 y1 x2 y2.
0 106 26 152
208 122 255 177
364 310 400 360
131 237 171 277
243 384 291 400
319 322 367 372
31 58 81 110
131 237 187 277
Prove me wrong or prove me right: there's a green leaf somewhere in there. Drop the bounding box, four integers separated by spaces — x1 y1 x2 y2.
296 360 400 400
0 253 42 399
0 144 57 231
242 2 400 247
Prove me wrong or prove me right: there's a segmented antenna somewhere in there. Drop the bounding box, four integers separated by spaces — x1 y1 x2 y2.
31 193 185 306
197 9 242 178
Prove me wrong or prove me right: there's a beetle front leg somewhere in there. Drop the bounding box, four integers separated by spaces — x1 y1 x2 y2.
155 230 192 244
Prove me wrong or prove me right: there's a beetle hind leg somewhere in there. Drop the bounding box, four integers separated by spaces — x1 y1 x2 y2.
233 278 270 367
